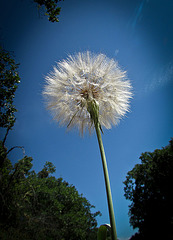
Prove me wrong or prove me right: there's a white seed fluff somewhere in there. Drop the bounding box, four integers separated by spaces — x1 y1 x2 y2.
43 51 132 134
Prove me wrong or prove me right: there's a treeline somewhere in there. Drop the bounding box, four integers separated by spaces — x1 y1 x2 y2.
0 145 100 240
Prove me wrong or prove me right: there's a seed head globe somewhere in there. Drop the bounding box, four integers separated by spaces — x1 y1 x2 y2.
43 51 132 134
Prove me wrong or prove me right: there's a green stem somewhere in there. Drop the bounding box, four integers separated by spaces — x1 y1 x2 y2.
95 122 118 240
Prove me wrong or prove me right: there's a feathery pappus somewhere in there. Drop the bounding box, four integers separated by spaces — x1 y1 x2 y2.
43 51 132 135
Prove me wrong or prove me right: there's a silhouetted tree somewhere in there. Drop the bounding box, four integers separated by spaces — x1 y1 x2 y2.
34 0 64 22
0 145 101 240
124 139 173 240
0 47 21 169
0 46 20 142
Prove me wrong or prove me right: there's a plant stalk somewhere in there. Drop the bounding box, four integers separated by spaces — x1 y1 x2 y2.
95 122 118 240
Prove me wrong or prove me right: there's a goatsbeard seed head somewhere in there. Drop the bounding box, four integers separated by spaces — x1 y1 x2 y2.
43 51 133 135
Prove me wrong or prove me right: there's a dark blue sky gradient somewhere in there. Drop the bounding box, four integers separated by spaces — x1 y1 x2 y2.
0 0 173 239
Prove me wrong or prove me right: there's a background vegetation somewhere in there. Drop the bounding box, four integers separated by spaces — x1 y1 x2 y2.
124 139 173 240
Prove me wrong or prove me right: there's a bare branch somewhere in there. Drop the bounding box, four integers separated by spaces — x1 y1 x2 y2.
7 146 25 157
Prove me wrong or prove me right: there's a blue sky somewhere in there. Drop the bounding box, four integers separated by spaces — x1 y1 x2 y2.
0 0 173 239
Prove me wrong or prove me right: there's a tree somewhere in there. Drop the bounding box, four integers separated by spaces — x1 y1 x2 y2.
34 0 64 22
0 46 20 144
0 46 21 169
0 143 101 240
124 139 173 240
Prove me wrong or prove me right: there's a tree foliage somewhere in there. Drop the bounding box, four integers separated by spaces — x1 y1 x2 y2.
0 46 20 131
34 0 64 22
0 143 101 240
124 139 173 240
